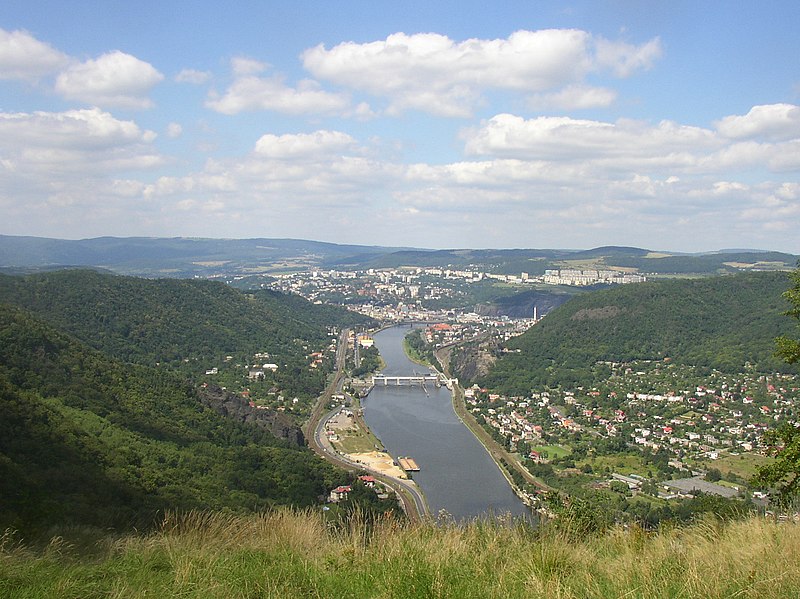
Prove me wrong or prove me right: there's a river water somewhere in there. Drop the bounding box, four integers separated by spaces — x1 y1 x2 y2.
361 325 529 520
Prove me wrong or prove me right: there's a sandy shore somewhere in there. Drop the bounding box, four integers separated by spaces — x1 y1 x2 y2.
347 450 409 479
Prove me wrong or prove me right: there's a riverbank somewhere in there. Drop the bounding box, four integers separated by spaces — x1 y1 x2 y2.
378 324 546 508
427 343 550 502
304 328 428 520
363 325 526 519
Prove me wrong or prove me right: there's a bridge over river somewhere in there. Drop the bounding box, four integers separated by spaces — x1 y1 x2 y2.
371 373 457 389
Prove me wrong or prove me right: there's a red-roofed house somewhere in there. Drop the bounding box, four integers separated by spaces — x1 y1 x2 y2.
329 485 352 502
358 475 376 488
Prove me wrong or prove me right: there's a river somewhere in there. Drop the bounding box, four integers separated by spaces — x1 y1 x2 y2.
361 325 529 520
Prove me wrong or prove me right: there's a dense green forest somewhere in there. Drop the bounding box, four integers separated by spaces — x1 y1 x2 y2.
0 271 381 535
478 271 799 394
0 270 373 400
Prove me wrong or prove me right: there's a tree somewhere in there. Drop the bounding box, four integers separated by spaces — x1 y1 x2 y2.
775 268 800 365
753 267 800 504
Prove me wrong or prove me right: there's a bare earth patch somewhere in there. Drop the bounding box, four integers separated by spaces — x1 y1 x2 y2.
348 451 409 479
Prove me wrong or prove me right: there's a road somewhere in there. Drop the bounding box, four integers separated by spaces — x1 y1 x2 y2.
304 328 429 520
312 405 429 520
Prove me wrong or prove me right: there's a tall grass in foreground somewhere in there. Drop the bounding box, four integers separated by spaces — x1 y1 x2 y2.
2 510 800 598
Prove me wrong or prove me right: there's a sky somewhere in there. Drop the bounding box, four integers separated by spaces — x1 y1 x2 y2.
1 1 799 253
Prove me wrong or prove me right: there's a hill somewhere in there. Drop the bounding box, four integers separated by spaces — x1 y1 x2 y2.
0 304 351 533
0 271 382 534
0 270 372 400
478 271 798 394
0 235 408 276
1 235 796 279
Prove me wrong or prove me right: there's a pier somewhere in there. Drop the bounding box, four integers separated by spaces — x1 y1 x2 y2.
398 457 420 471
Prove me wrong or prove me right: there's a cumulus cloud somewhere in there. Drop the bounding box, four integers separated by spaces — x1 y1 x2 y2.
55 50 164 109
715 103 800 141
302 29 661 116
462 113 717 163
0 107 168 238
207 57 350 115
594 36 663 77
0 108 161 172
254 130 357 159
0 28 69 80
166 122 183 138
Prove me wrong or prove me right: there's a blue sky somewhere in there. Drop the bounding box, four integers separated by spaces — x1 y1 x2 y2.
1 1 799 252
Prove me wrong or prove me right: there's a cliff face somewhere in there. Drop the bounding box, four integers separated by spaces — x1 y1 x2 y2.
473 289 573 318
198 384 305 446
446 342 498 385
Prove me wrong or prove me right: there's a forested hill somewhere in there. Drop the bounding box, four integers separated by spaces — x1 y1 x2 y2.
0 304 349 533
0 270 379 534
0 270 372 398
479 271 798 395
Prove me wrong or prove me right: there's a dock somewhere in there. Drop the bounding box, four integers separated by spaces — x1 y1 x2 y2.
398 457 420 471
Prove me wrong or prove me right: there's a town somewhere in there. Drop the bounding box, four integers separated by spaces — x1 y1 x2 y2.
460 358 799 507
263 265 645 321
216 264 798 518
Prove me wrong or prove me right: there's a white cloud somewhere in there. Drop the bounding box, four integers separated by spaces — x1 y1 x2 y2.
715 103 800 141
462 113 717 163
207 57 350 115
302 29 661 116
231 57 268 76
0 108 166 236
594 36 663 77
254 130 357 159
55 50 164 109
0 108 161 174
166 122 183 138
175 68 211 84
0 28 69 80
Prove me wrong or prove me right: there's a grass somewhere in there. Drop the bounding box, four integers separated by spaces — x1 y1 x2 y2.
704 453 771 479
3 511 800 598
585 453 649 475
530 444 572 459
336 425 381 454
332 399 384 454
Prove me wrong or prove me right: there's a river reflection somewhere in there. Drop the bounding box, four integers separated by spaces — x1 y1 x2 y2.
361 325 529 520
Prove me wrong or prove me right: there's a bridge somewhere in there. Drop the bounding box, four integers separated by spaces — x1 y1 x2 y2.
371 375 439 386
370 373 458 390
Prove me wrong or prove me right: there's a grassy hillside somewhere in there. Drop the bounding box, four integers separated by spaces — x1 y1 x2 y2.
2 511 799 598
0 304 355 534
480 271 798 394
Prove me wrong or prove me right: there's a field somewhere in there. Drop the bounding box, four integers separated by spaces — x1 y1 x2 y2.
583 453 650 476
697 452 771 480
530 444 572 459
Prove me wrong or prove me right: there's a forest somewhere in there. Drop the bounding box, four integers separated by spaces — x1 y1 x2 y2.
0 270 378 535
477 271 799 394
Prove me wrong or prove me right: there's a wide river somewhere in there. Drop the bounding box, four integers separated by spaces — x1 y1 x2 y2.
361 325 529 520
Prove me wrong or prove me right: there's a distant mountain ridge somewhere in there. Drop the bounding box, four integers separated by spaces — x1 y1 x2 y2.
1 235 795 277
0 235 411 276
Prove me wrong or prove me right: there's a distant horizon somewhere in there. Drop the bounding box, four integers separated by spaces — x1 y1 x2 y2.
2 2 799 253
1 232 797 258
